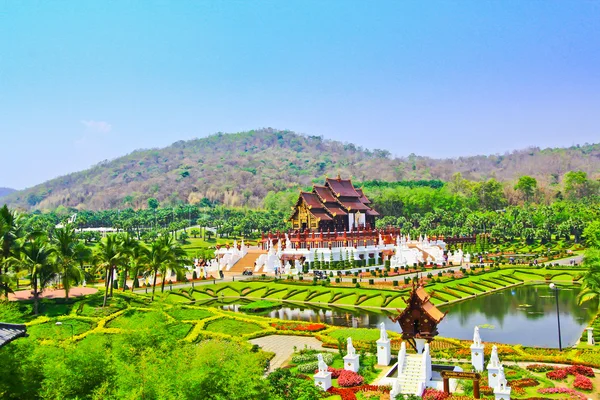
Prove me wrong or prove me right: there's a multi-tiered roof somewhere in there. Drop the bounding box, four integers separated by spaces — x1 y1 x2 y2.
289 176 379 231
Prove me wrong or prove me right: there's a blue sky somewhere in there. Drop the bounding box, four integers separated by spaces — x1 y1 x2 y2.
1 1 599 189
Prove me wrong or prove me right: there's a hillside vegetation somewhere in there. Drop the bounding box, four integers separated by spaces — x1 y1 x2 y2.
0 188 16 198
4 128 600 211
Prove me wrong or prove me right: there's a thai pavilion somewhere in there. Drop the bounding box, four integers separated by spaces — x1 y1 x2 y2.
288 176 379 231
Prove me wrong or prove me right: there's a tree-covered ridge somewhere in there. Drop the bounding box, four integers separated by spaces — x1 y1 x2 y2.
4 128 600 211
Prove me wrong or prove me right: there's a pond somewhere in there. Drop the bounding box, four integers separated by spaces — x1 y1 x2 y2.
203 284 597 348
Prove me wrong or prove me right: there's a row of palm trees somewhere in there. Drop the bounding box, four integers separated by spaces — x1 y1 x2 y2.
0 205 188 314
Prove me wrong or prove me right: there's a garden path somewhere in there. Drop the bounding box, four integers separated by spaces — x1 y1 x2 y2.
249 334 331 373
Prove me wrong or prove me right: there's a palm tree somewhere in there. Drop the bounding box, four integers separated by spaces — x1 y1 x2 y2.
52 225 83 299
577 248 600 306
119 233 142 291
72 241 93 281
158 235 188 293
142 235 187 300
94 235 126 307
0 205 23 295
19 233 56 314
143 238 172 301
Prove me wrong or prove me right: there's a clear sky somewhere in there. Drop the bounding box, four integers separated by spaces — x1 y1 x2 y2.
1 1 599 190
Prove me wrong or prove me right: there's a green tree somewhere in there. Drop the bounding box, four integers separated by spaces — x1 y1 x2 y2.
514 176 537 202
267 368 323 400
18 233 56 314
577 249 600 306
52 225 83 299
0 205 23 295
94 235 126 307
583 220 600 249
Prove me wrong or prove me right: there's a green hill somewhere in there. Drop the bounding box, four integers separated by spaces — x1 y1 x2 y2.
0 187 16 198
3 129 600 211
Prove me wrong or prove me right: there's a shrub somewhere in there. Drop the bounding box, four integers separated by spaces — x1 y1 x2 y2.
573 374 593 391
337 370 364 387
526 364 554 372
292 352 334 365
368 279 374 285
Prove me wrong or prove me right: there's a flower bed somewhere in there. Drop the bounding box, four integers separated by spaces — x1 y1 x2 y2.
337 370 364 387
546 368 568 380
327 384 389 400
573 374 593 391
291 352 333 365
538 387 588 400
510 378 539 388
422 388 449 400
565 365 595 377
526 364 554 372
270 322 326 332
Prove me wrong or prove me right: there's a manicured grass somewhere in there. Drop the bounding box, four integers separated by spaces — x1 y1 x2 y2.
239 300 281 312
28 318 93 340
107 310 168 329
167 307 214 321
328 328 382 343
204 317 263 335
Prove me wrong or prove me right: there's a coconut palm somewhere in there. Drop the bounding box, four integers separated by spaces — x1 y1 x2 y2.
0 205 23 295
577 248 600 306
19 233 56 314
143 235 188 300
158 235 188 293
144 238 172 301
94 234 126 307
72 241 93 281
119 233 143 291
52 225 83 299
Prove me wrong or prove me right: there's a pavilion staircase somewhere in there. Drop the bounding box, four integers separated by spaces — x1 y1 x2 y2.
396 354 426 396
226 250 264 273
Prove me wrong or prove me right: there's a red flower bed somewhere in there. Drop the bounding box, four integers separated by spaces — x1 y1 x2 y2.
546 368 567 380
327 367 343 378
327 387 356 400
422 388 449 400
327 384 389 400
269 322 326 332
573 374 593 391
566 365 595 377
337 370 364 387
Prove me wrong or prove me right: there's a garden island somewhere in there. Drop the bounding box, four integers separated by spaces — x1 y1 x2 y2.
2 171 600 400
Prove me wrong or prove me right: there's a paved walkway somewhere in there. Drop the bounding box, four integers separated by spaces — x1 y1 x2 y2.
249 335 330 373
8 287 98 301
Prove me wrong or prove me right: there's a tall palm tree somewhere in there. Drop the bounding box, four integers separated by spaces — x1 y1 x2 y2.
578 248 600 306
72 241 93 282
52 225 83 299
94 235 126 307
119 233 142 291
0 205 23 295
158 235 188 294
19 233 56 315
144 238 172 301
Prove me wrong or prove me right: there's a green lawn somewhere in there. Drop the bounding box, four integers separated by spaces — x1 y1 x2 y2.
204 317 263 335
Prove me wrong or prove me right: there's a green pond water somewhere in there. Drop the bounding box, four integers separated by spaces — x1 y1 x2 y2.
208 284 597 348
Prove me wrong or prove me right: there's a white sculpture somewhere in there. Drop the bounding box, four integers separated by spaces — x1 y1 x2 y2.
379 322 388 341
347 337 356 356
473 326 482 346
489 345 500 368
317 354 328 373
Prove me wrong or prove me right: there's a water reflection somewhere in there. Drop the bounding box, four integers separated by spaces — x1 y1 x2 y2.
205 284 597 348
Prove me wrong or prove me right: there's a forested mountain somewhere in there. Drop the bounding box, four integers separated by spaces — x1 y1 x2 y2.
4 128 600 211
0 187 16 198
